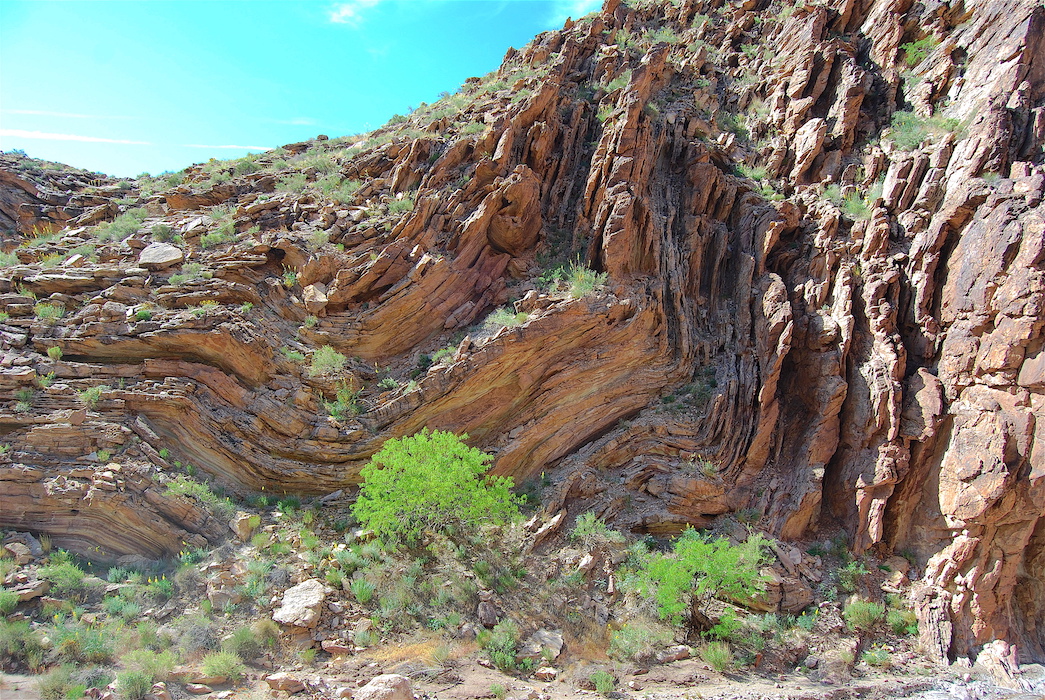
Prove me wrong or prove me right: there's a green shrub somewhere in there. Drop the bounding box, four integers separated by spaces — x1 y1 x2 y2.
200 231 233 249
887 111 962 151
608 622 672 662
566 263 607 299
222 626 261 659
887 608 918 635
47 345 64 361
145 577 174 600
115 670 153 700
352 429 521 545
481 307 528 333
38 665 75 700
0 587 18 613
200 650 245 681
121 648 177 681
79 385 108 409
353 628 377 647
0 250 20 266
252 618 281 648
571 511 626 548
308 345 347 377
351 578 376 604
479 619 519 671
277 173 307 193
97 208 147 242
862 645 892 667
0 619 44 670
151 224 173 242
605 69 632 92
901 36 940 66
590 669 616 695
702 641 733 671
35 302 65 321
51 623 114 663
39 554 87 596
388 196 415 214
838 560 869 593
164 475 236 519
633 529 768 624
843 600 885 631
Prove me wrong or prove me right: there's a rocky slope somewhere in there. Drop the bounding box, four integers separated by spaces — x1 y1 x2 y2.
1 0 1043 669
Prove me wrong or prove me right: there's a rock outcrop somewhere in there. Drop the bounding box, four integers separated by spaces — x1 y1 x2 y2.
0 0 1043 667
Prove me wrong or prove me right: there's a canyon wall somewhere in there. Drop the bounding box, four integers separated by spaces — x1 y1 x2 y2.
1 0 1042 664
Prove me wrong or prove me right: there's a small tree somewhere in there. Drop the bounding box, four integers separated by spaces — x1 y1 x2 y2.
352 429 521 545
637 528 769 625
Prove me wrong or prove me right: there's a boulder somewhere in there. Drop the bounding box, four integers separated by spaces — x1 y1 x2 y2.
273 578 328 629
184 685 212 695
3 541 32 564
534 667 558 681
230 512 257 541
303 283 328 314
321 639 352 656
354 674 412 700
137 243 184 270
519 629 564 661
15 578 49 601
265 673 306 693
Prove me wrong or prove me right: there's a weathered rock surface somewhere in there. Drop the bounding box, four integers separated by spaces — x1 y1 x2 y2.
0 0 1043 667
137 243 184 270
353 674 412 700
272 578 328 629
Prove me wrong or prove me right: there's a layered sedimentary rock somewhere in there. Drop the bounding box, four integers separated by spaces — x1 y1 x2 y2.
0 0 1043 665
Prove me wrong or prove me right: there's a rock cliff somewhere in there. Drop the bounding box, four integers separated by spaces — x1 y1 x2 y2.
1 0 1043 666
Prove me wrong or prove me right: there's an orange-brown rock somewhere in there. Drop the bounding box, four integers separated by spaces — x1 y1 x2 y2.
0 0 1043 666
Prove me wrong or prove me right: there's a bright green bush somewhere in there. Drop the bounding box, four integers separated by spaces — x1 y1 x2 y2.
567 263 607 299
1 619 44 670
590 669 616 695
121 648 177 681
39 553 87 596
351 578 376 604
200 650 245 681
478 620 519 671
0 587 18 613
702 641 733 671
901 36 940 66
608 621 672 662
115 670 152 700
634 529 769 624
37 665 75 700
481 307 528 333
352 429 521 545
308 345 347 377
222 626 261 659
97 208 147 242
888 608 918 635
843 599 885 631
571 511 626 548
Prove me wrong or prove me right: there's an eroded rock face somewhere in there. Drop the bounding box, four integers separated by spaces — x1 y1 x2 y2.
0 0 1043 665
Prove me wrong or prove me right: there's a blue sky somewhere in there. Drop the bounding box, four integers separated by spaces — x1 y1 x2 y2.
0 0 601 177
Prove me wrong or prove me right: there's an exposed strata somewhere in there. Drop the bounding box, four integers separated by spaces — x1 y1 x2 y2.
0 0 1043 666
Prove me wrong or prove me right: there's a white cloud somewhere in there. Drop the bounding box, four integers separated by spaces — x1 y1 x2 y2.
0 129 150 145
272 117 317 126
547 0 602 28
183 144 271 151
328 0 382 26
3 109 133 120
